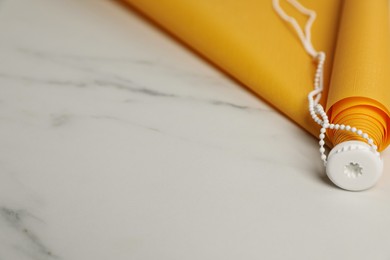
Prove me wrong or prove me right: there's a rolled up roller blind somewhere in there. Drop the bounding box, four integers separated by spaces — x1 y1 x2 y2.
123 0 390 152
327 0 390 152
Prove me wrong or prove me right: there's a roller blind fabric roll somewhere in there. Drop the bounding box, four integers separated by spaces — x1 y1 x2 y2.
124 0 390 152
327 0 390 151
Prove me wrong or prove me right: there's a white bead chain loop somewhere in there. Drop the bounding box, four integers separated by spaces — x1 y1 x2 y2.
273 0 380 167
308 52 379 166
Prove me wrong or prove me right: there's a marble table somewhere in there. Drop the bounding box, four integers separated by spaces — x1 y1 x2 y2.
1 0 390 259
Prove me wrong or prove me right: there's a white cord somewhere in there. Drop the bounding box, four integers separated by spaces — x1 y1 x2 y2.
272 0 379 166
272 0 318 57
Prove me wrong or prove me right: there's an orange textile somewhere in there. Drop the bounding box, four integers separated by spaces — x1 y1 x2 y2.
327 0 390 151
124 0 390 151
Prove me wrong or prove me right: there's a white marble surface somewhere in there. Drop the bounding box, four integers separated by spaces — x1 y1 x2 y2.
1 0 390 259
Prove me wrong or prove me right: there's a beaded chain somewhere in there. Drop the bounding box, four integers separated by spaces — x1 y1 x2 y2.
272 0 379 166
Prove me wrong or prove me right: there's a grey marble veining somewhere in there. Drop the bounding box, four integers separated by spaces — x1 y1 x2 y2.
1 0 390 259
0 207 57 259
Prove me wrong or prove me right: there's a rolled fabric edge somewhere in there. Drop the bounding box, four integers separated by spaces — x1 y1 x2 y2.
327 97 390 152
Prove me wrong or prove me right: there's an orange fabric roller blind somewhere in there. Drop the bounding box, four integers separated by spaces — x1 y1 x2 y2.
124 0 390 151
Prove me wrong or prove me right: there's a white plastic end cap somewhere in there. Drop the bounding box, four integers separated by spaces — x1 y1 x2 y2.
326 141 383 191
